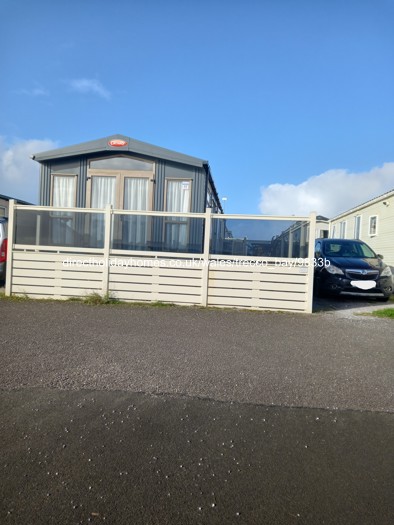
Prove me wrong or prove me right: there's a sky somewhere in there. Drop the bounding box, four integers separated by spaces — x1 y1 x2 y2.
1 0 394 218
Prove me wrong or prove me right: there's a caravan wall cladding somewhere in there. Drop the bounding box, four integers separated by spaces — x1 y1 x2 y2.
6 202 317 313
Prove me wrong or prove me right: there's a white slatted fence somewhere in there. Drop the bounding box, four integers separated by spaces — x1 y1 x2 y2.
5 202 316 313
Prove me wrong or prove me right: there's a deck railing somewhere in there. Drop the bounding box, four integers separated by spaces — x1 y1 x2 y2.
6 201 316 312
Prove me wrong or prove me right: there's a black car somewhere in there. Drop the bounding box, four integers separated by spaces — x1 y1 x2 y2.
314 238 393 301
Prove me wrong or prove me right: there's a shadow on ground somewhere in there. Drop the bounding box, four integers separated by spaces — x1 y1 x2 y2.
313 294 393 314
1 389 393 525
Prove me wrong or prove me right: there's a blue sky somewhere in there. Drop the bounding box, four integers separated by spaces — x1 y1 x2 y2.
1 0 394 217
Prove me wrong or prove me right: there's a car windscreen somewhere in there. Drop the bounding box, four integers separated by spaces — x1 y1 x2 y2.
0 220 7 237
323 241 376 258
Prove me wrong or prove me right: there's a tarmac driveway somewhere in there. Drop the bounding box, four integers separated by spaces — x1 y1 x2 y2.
1 300 393 412
1 300 393 524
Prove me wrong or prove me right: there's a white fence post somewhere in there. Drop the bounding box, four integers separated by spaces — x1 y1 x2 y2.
201 208 213 306
305 211 317 314
5 200 15 297
35 213 41 248
102 204 112 296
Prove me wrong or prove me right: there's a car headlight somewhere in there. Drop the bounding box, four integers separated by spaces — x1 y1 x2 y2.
381 266 393 277
326 264 344 276
325 264 345 275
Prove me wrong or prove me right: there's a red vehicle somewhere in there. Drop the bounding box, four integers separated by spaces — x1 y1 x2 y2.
0 217 8 282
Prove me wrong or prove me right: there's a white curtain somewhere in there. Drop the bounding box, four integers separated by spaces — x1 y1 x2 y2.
91 177 116 244
166 180 190 213
166 180 190 248
53 176 75 207
91 176 116 208
123 178 149 246
124 178 149 210
52 176 76 244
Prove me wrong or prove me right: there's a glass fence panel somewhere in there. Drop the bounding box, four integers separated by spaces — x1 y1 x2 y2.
210 218 310 258
14 210 105 249
13 210 310 257
111 214 205 253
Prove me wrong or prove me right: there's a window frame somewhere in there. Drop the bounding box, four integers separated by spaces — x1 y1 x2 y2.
331 224 336 237
50 173 78 220
87 169 154 210
163 178 193 250
164 178 193 214
354 214 361 239
368 215 378 236
89 154 154 172
206 188 213 209
339 220 347 239
50 173 77 207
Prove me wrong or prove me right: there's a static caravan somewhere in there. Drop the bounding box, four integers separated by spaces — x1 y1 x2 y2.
0 194 32 218
32 135 222 253
329 189 394 266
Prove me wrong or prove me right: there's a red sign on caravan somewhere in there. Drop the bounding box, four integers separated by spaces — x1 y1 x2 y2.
108 139 128 147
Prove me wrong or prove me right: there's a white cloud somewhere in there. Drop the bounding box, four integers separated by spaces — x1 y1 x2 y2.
0 138 58 204
259 163 394 218
68 78 111 100
16 87 49 97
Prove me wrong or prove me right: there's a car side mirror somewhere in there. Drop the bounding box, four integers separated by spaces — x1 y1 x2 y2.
377 254 384 259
